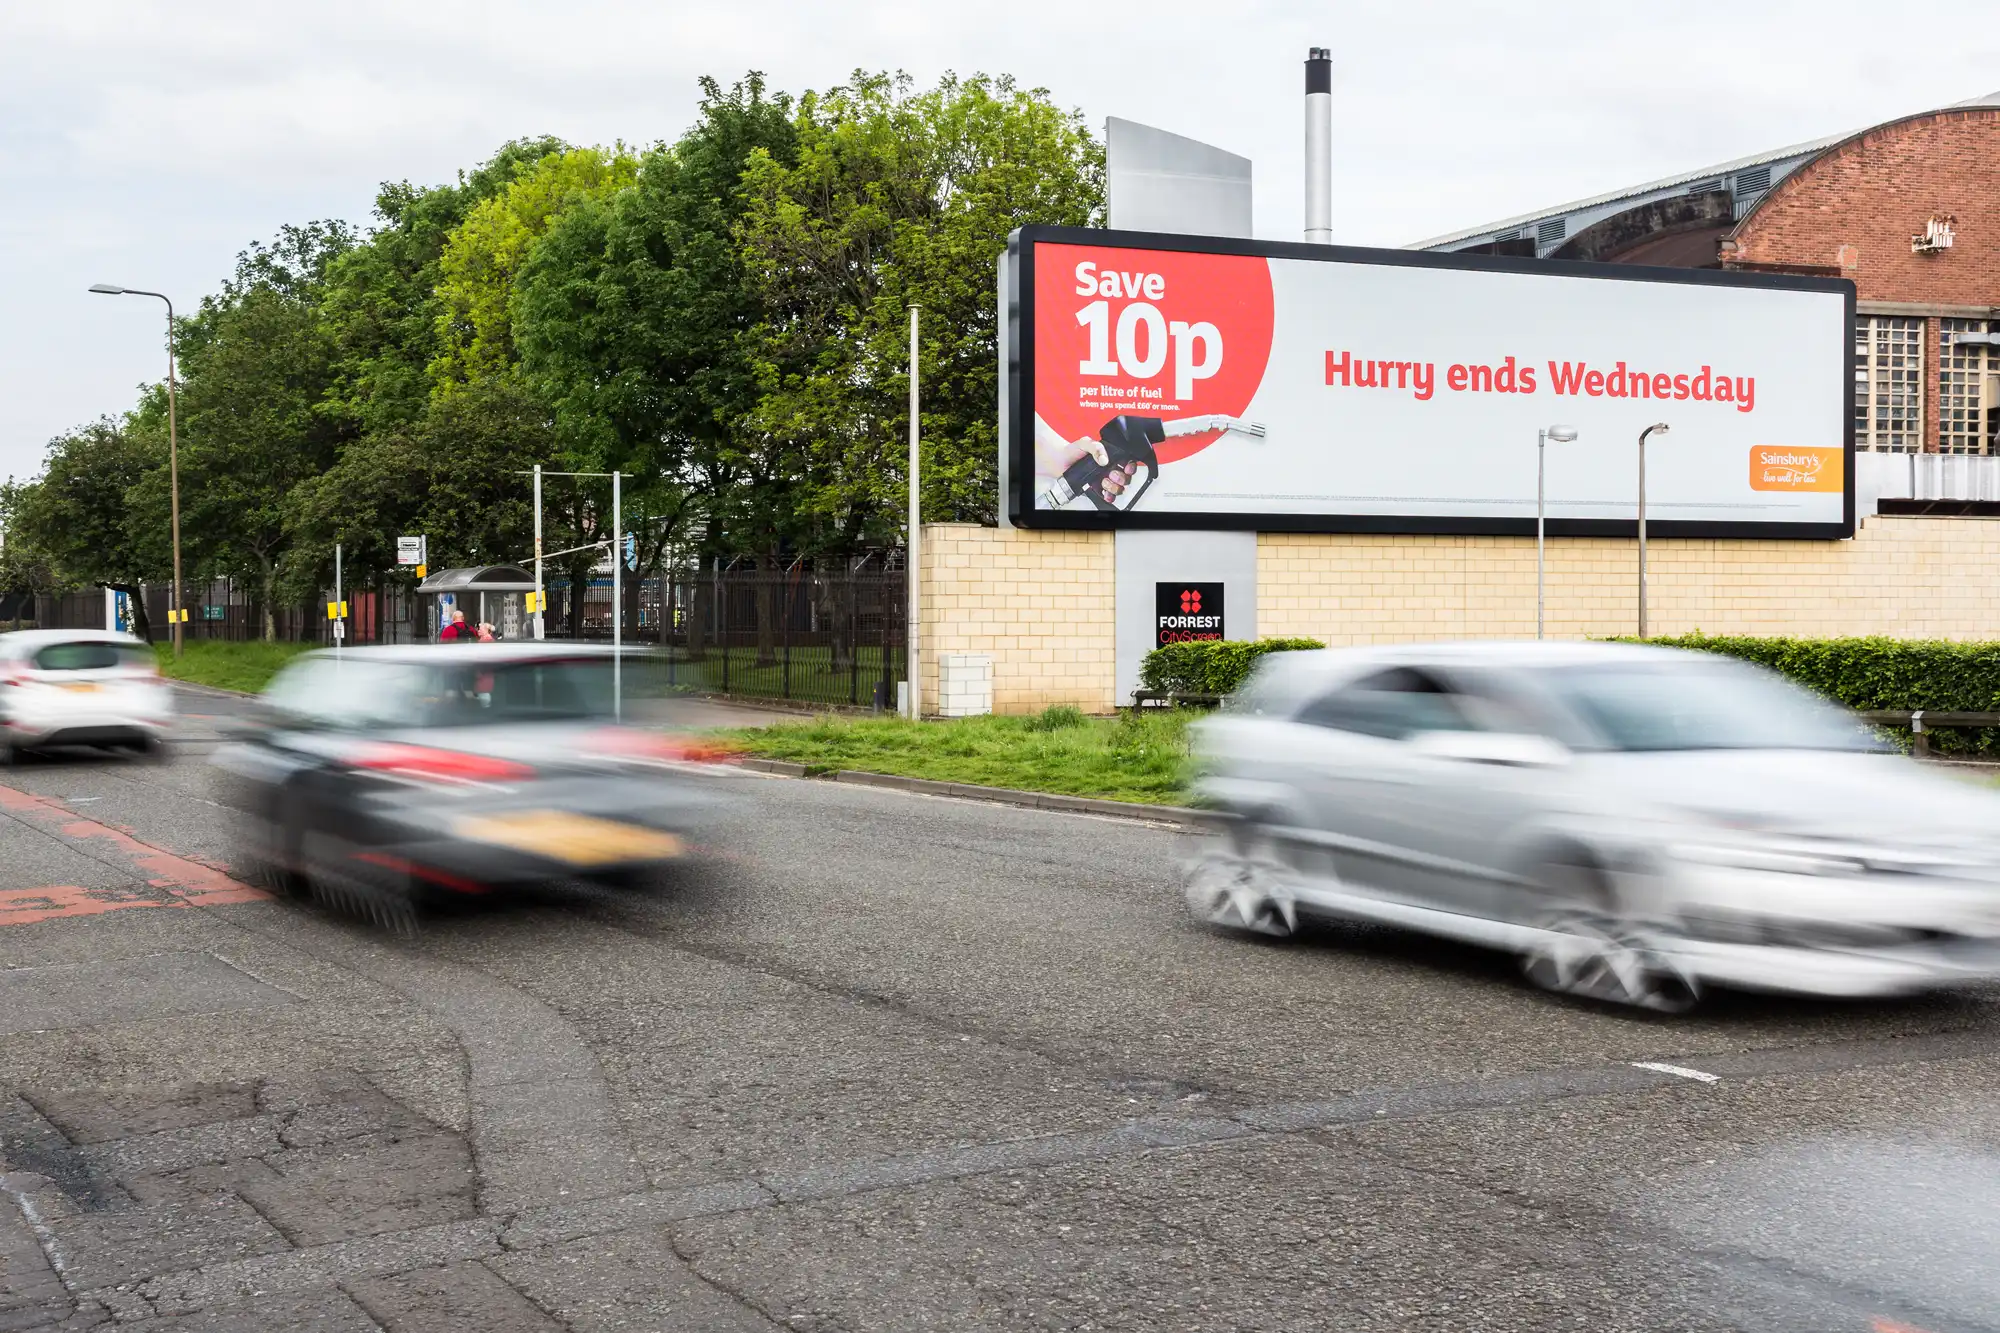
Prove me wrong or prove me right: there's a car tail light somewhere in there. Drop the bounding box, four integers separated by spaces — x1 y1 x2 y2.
350 743 534 784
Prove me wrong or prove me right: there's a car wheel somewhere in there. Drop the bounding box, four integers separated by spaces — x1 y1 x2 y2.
1520 909 1698 1014
1182 821 1299 938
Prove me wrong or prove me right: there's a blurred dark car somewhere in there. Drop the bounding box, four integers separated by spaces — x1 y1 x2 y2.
212 644 720 926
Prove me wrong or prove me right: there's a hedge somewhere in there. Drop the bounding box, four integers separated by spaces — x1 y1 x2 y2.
1633 633 2000 756
1632 634 2000 712
1139 637 1325 696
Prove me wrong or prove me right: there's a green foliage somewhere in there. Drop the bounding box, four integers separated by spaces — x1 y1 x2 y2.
736 69 1101 539
10 72 1108 629
1634 633 2000 756
431 144 639 397
152 640 316 694
1139 638 1327 696
514 76 799 567
3 419 166 625
170 223 357 633
1024 703 1087 731
725 709 1192 804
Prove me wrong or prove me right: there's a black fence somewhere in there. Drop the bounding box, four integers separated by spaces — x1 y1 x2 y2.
8 584 427 647
541 561 907 710
7 559 907 710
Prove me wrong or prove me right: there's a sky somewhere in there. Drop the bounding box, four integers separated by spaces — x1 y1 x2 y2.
2 0 1994 482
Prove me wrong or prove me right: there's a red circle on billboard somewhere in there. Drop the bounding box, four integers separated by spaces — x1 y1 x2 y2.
1035 243 1275 465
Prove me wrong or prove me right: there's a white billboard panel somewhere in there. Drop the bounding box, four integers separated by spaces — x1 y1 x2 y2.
1005 227 1854 537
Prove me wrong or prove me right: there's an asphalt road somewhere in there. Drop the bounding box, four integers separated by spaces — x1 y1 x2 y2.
3 688 2000 1331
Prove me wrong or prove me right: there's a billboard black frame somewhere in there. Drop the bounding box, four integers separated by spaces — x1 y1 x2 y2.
1003 224 1857 539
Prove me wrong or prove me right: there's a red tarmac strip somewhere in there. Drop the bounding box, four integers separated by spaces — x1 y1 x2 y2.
0 783 269 926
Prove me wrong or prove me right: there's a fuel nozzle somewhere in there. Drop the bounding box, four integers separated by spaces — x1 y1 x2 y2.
1041 414 1266 512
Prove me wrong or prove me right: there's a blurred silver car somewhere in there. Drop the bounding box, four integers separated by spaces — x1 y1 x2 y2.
1187 642 2000 1011
0 629 172 760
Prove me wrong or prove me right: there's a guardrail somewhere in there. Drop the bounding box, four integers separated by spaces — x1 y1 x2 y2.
1859 710 2000 758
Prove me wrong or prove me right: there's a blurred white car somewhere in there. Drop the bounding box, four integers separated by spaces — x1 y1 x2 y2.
0 629 173 761
1188 642 2000 1011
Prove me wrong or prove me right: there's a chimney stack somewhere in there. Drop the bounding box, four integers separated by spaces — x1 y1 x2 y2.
1304 47 1332 244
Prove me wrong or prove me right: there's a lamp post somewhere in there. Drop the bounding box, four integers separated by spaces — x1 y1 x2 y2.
1536 424 1578 640
906 304 920 720
90 284 182 657
1636 421 1671 637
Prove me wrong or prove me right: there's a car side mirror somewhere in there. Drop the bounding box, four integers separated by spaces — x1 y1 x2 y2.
1407 730 1570 768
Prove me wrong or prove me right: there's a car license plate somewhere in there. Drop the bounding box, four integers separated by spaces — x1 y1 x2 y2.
455 810 685 866
60 682 99 693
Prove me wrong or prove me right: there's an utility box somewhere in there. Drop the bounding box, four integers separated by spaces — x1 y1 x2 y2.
937 653 994 718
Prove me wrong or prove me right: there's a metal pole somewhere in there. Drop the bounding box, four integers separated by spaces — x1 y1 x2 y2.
1536 431 1546 641
165 300 182 658
334 542 342 660
1304 49 1333 244
1637 432 1648 638
906 305 920 719
612 471 622 722
532 464 544 640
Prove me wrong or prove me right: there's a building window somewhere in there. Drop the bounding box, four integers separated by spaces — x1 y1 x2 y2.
1939 319 1996 455
1854 316 1924 452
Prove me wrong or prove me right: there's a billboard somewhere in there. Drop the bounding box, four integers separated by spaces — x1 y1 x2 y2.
1003 226 1854 537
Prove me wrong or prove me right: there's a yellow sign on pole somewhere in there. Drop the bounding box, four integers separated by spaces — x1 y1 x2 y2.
415 564 427 579
326 601 348 620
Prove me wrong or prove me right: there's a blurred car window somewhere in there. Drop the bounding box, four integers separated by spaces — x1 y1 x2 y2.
431 657 615 726
33 642 144 672
1296 666 1476 739
1439 667 1598 748
263 658 440 730
1545 661 1884 753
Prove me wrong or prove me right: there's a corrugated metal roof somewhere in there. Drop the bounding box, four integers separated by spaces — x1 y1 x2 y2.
1411 92 2000 252
1406 132 1843 251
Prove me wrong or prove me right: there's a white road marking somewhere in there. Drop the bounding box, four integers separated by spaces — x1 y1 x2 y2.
1631 1061 1721 1084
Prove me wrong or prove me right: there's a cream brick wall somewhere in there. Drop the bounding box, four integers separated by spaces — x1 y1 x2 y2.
919 524 1115 714
921 516 2000 715
1259 515 2000 643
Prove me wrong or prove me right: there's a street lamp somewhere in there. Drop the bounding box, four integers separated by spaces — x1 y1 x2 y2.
90 283 184 658
1536 424 1578 640
1636 421 1670 637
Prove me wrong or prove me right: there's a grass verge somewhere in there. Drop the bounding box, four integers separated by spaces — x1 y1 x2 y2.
721 706 1196 805
153 640 316 693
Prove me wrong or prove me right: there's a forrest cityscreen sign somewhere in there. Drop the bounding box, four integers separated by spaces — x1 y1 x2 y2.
1003 226 1855 537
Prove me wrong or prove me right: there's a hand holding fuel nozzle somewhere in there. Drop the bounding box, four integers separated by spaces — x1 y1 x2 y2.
1038 413 1266 512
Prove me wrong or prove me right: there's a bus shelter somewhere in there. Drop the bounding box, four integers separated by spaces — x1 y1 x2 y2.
415 565 536 642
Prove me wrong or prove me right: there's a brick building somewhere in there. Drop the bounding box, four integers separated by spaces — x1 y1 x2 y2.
1418 93 2000 466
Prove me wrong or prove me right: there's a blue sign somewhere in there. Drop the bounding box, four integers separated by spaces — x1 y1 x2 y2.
623 533 638 571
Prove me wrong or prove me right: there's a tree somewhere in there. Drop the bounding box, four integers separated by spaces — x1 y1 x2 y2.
4 418 168 638
172 222 356 638
515 74 799 647
430 144 639 398
321 137 571 438
736 70 1101 540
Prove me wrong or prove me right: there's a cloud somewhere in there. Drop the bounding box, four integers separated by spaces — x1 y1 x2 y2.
2 0 1995 478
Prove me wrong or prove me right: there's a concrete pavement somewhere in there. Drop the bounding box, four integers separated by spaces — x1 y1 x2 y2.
3 720 2000 1329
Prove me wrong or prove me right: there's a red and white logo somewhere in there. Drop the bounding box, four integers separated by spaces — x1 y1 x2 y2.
1180 589 1202 613
1036 243 1275 464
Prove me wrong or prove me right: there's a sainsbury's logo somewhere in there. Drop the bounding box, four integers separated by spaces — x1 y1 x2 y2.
1748 445 1843 493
